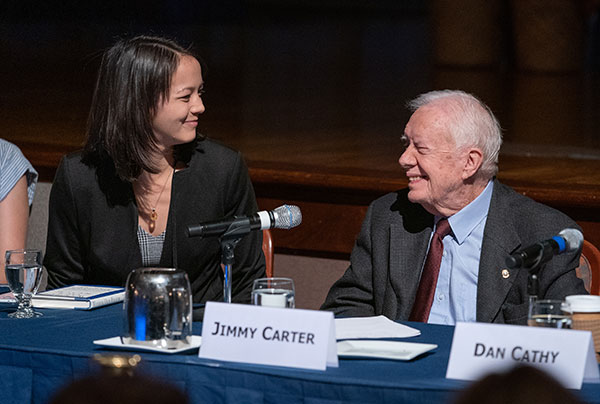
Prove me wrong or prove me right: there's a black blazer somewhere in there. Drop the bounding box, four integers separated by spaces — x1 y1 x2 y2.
45 139 266 304
322 180 587 324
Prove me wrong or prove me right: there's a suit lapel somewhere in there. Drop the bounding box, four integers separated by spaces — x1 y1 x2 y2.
389 223 431 319
476 181 523 322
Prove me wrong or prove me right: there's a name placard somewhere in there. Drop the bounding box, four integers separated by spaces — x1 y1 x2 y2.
199 302 338 370
446 322 600 389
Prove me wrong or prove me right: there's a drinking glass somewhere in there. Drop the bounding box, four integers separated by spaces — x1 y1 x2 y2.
527 299 571 328
5 249 43 318
251 277 295 308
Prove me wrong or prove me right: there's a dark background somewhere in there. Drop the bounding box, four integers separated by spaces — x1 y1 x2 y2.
2 0 599 156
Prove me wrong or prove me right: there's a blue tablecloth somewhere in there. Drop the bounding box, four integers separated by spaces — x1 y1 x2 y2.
0 303 599 404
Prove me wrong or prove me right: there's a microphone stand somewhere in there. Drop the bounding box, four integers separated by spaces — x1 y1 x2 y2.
525 250 544 320
527 268 541 320
219 220 252 303
507 242 546 319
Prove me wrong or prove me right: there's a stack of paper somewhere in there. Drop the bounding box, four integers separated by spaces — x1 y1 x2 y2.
335 315 421 340
334 316 436 361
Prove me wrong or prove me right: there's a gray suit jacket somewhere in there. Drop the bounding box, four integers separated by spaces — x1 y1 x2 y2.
321 180 587 324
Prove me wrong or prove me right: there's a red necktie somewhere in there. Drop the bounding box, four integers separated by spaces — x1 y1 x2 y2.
409 218 452 322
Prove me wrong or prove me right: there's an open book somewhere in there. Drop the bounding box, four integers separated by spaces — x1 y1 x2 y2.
31 285 125 310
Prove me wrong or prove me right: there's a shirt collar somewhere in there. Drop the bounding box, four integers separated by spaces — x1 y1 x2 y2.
442 181 494 245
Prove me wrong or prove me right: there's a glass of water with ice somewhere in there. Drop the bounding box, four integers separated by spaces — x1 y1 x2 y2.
5 249 43 318
251 278 295 308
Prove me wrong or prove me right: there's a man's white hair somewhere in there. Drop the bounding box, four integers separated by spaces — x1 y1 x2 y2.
407 90 503 179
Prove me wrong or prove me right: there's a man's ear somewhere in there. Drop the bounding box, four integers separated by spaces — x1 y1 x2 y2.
462 148 483 180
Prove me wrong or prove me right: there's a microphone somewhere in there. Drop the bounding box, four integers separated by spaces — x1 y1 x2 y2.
187 205 302 238
505 228 583 270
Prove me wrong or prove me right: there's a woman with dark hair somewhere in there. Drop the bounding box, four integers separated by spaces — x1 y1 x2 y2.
44 36 265 304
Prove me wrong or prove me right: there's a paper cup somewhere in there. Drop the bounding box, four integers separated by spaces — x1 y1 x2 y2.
566 295 600 362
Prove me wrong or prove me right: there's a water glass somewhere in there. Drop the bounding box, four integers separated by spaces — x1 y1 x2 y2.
251 277 295 308
5 249 43 318
527 299 571 328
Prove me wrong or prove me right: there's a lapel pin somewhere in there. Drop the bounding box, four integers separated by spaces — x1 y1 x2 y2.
501 269 510 279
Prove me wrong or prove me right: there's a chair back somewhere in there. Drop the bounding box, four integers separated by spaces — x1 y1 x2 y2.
576 239 600 295
262 229 274 277
26 182 52 253
25 181 52 291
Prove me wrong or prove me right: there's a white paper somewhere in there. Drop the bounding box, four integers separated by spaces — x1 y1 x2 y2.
199 302 338 370
335 315 420 340
446 322 600 390
337 340 437 360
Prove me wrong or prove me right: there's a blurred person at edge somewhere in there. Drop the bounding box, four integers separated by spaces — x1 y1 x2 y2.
322 90 587 325
44 36 265 305
452 365 584 404
0 139 37 283
48 373 189 404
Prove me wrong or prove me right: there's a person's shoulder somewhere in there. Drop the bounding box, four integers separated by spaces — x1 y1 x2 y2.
492 180 577 229
0 138 26 163
369 188 430 223
56 150 99 182
0 138 36 181
58 150 87 171
370 190 404 208
62 150 85 161
370 188 416 211
0 138 18 153
494 181 568 215
194 138 240 158
189 138 244 170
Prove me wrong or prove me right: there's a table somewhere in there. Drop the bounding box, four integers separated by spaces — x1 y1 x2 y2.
1 303 599 404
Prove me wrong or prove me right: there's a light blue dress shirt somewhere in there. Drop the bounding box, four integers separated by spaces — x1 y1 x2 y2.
0 139 37 206
427 181 494 325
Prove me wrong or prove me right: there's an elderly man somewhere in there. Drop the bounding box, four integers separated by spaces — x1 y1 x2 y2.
321 90 586 325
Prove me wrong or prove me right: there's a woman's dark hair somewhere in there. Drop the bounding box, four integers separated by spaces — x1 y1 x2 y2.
83 35 202 181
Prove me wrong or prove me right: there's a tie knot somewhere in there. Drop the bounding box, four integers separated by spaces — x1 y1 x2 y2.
435 218 452 238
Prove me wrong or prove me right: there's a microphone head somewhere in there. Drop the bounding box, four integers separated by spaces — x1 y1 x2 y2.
273 205 302 229
505 255 520 269
558 228 584 252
